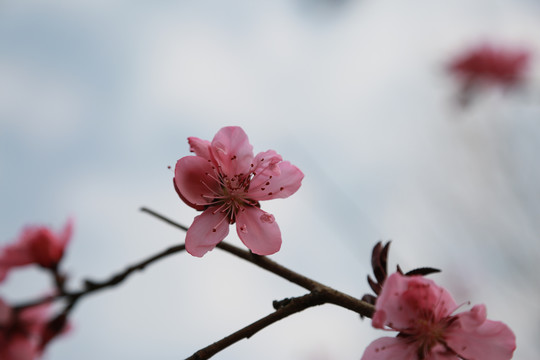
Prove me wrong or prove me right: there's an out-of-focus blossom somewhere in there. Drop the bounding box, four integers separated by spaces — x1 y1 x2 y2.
361 273 516 360
174 126 304 257
0 220 73 282
0 298 65 360
448 43 530 103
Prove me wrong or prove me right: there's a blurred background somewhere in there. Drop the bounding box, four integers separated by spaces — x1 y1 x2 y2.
1 0 539 359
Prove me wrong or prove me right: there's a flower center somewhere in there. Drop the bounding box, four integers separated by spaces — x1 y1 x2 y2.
202 167 258 224
406 314 452 360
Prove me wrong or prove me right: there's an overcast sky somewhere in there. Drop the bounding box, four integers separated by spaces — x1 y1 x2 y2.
1 0 539 359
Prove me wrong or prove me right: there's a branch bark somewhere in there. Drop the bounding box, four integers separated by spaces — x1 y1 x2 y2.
138 208 376 359
187 292 326 360
14 207 375 360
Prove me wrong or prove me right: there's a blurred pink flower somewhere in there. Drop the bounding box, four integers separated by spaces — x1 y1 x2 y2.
361 273 516 360
174 126 304 257
448 44 530 94
0 220 73 282
0 298 52 360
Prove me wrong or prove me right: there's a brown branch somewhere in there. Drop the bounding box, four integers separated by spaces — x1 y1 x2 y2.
140 209 374 317
140 208 376 359
14 243 186 311
140 207 189 231
15 207 375 360
187 292 326 360
215 242 323 291
216 243 374 315
187 286 375 360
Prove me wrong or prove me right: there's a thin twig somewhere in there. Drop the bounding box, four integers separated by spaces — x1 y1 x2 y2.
140 208 376 359
15 207 375 360
141 207 189 231
186 286 375 360
14 243 186 311
140 208 374 317
187 292 326 360
216 242 323 291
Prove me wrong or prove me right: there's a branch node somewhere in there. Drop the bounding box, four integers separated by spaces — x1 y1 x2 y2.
272 297 292 310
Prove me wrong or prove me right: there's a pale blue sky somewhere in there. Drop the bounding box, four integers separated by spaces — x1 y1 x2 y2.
1 1 539 359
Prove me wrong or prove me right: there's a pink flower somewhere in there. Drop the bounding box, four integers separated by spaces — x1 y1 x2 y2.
174 126 304 257
361 273 516 360
0 220 73 282
0 298 52 360
448 44 530 91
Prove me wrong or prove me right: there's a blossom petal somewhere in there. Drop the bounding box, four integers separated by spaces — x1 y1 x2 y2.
236 207 281 255
424 344 461 360
19 302 50 330
249 150 283 189
174 178 205 211
188 137 212 160
5 337 39 360
0 267 7 283
0 239 33 268
29 228 59 268
373 273 456 331
174 156 220 209
360 337 417 360
248 161 304 201
59 219 73 249
0 297 12 323
445 305 516 360
185 207 230 257
210 126 253 176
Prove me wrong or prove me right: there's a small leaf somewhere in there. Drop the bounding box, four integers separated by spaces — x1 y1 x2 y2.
367 275 381 295
405 267 441 277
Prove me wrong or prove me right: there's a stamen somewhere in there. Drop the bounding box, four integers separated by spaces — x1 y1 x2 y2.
212 213 229 232
449 301 471 317
204 171 221 184
212 202 232 215
201 199 228 207
200 179 221 196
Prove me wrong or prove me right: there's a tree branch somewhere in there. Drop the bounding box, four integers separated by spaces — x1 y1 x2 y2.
187 292 326 360
141 207 189 231
187 286 376 360
140 208 376 359
139 208 374 318
14 243 186 311
15 207 375 360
